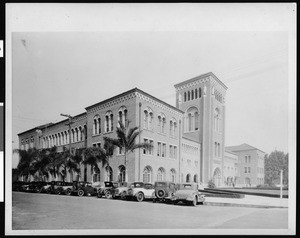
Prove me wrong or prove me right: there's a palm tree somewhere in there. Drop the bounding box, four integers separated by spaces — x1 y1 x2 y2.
14 148 39 181
82 140 115 182
104 121 153 182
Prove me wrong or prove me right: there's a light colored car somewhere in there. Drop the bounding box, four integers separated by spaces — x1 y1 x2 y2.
111 182 130 199
126 182 155 202
171 183 205 206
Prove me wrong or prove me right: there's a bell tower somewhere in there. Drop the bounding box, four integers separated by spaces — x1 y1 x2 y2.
174 72 227 186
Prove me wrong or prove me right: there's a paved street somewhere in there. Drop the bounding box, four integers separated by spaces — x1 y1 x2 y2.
12 192 288 230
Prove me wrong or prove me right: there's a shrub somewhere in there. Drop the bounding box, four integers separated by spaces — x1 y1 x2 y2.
207 179 216 188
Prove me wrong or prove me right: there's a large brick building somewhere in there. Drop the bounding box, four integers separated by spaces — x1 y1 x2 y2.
17 72 264 187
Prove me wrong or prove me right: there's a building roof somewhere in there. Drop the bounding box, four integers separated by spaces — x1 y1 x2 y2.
174 72 228 90
85 87 184 114
226 143 265 154
17 112 86 136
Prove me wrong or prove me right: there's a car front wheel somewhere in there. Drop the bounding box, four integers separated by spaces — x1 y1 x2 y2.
136 192 144 202
105 191 112 199
97 192 102 198
78 189 84 197
65 188 72 196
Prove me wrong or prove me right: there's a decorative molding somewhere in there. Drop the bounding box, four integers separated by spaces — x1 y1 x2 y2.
175 77 210 91
136 92 182 118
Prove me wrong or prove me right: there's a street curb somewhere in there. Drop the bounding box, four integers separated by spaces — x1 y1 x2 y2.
203 202 288 209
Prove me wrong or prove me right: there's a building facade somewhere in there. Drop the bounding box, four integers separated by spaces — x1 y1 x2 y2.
226 143 265 187
17 72 264 187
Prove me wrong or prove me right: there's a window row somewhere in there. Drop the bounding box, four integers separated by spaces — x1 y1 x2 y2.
257 177 264 185
183 88 202 102
143 108 178 137
244 167 251 173
182 143 199 155
143 166 177 183
245 155 251 163
20 137 34 144
214 142 221 157
91 165 126 183
93 106 128 135
142 139 178 159
42 125 87 148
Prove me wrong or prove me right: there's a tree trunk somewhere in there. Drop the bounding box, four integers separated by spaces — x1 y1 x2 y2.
124 152 128 182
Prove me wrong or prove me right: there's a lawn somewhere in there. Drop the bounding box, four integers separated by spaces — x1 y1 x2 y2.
214 188 289 197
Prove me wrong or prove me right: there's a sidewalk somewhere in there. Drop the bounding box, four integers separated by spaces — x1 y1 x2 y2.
204 194 288 208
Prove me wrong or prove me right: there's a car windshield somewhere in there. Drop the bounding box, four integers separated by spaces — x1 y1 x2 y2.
180 184 194 190
144 184 153 189
155 182 166 187
131 182 144 188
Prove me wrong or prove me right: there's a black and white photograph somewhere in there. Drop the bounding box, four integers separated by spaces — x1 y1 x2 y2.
4 3 296 236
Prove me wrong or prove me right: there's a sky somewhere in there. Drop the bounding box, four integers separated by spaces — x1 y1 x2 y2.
8 4 295 168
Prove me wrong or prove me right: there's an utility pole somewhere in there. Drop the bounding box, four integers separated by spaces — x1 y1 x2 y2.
280 169 283 199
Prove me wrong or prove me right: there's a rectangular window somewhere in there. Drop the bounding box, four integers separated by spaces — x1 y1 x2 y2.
174 146 177 159
97 142 101 148
157 142 161 157
248 156 251 163
162 143 166 157
245 156 247 163
149 140 153 155
248 167 251 173
169 145 173 158
143 139 148 154
244 167 247 173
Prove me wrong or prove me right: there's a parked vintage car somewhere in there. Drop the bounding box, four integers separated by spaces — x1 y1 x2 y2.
30 181 49 193
153 181 177 203
72 181 97 197
97 181 119 198
53 182 73 195
45 181 64 194
12 181 28 191
126 182 155 202
40 181 53 193
171 183 205 206
111 182 129 199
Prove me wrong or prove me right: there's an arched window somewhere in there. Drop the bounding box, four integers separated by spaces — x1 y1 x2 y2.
186 173 191 182
75 128 79 142
144 110 148 129
162 117 166 133
170 121 173 136
118 165 126 182
174 122 177 137
157 167 165 181
157 115 162 132
218 143 221 157
195 89 198 99
71 129 74 143
83 125 87 140
143 166 152 183
184 92 187 102
191 90 194 100
93 118 97 135
105 111 113 132
61 132 65 145
194 174 198 183
93 167 101 182
214 108 221 132
158 113 166 133
194 112 199 130
188 91 191 101
185 107 199 132
188 113 192 131
170 169 176 183
118 106 127 127
105 166 113 181
78 126 82 141
199 88 202 98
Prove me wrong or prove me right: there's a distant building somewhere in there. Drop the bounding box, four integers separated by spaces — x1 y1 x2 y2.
226 143 265 187
224 150 239 187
